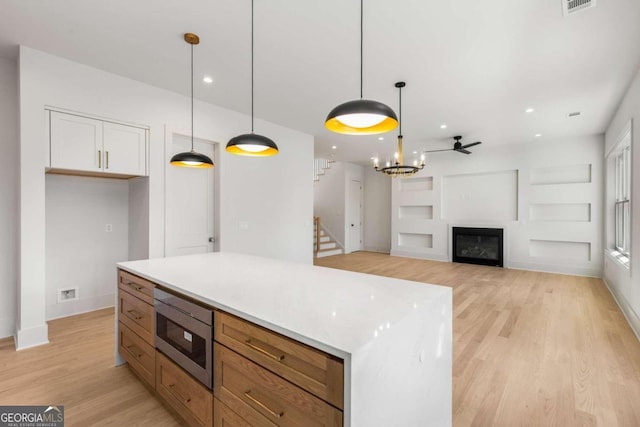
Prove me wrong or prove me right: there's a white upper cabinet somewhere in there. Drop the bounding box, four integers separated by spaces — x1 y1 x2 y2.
102 122 147 176
49 110 148 177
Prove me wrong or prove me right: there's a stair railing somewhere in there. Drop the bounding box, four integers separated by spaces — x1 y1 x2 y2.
314 216 320 256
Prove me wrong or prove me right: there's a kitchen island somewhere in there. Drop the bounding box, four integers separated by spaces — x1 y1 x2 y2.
117 252 452 426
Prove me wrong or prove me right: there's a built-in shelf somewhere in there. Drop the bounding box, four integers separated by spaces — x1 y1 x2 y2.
529 203 591 222
530 164 591 185
399 177 433 192
398 232 433 249
529 239 591 261
399 205 434 220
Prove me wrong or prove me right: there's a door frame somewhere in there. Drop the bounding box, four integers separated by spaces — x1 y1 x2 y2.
163 125 221 257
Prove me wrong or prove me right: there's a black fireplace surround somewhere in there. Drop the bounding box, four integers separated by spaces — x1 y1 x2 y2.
452 227 504 267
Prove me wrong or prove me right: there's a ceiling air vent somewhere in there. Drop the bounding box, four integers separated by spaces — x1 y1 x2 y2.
568 111 582 117
563 0 596 16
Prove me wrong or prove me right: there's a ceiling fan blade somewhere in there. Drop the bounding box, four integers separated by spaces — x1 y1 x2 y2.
461 141 482 149
423 148 453 153
455 148 472 154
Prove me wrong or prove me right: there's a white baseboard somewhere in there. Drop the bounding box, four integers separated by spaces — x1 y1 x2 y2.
363 246 391 254
602 278 640 341
15 323 49 350
508 261 601 278
390 250 449 262
46 293 115 321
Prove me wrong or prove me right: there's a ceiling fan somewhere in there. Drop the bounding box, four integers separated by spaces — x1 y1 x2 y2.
424 136 482 155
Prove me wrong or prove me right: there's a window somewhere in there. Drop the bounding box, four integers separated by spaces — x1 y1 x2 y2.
614 141 631 256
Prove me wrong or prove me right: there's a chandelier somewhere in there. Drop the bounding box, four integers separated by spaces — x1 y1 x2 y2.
373 82 425 177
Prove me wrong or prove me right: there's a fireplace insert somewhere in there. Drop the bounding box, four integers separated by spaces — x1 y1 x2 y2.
452 227 504 267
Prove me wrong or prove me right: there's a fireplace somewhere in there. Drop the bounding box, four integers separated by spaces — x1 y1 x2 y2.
452 227 504 267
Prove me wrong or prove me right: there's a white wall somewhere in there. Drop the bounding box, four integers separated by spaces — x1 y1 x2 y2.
17 46 313 349
0 57 18 338
604 66 640 338
128 177 149 261
363 167 391 253
389 136 604 277
314 161 346 246
45 175 128 320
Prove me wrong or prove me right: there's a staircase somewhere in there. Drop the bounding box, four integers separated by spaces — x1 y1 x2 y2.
313 158 335 181
313 217 344 258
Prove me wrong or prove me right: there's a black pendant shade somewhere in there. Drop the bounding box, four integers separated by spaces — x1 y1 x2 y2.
325 0 397 135
226 133 278 157
170 150 214 168
226 0 278 157
171 33 213 169
325 99 398 135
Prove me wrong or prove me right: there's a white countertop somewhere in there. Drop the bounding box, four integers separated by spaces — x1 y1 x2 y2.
118 252 449 359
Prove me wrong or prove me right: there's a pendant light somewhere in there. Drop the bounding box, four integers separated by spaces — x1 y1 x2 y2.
373 82 425 177
170 33 214 168
325 0 398 135
226 0 278 157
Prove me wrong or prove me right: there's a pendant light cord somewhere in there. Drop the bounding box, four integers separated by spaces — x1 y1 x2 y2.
251 0 255 133
190 42 195 151
360 0 363 99
398 84 402 136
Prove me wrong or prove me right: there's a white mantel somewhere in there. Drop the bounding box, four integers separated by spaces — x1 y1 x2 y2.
118 252 453 427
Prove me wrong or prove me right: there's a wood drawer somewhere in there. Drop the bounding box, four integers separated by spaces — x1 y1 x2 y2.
214 344 342 427
214 311 343 409
118 321 155 388
119 269 155 305
156 350 213 427
118 289 154 345
214 398 256 427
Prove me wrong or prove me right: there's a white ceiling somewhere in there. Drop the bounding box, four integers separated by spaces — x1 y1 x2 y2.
1 0 639 164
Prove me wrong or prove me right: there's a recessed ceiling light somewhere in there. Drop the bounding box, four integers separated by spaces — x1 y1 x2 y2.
535 133 541 137
440 124 447 129
526 108 535 113
378 137 384 141
331 145 337 149
203 76 213 84
412 151 417 154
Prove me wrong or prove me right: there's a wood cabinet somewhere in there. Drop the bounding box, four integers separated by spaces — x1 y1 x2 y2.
156 351 213 427
117 270 155 388
116 269 345 427
215 311 344 409
214 312 344 427
49 110 147 177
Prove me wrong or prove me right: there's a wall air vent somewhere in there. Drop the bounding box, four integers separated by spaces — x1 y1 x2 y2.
563 0 596 16
568 111 582 117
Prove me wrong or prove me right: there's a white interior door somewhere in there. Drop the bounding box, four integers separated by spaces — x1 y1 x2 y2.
165 134 216 257
348 179 362 252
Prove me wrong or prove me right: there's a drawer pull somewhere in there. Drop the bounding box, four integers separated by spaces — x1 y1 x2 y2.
244 391 283 419
126 344 143 359
126 282 143 292
127 309 143 320
244 339 285 362
169 384 192 404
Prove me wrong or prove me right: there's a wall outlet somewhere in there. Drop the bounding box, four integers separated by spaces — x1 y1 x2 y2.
105 224 113 232
58 287 79 303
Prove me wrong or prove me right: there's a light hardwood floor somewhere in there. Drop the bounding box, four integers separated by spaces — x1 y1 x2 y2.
0 309 181 426
1 252 639 426
316 252 640 426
